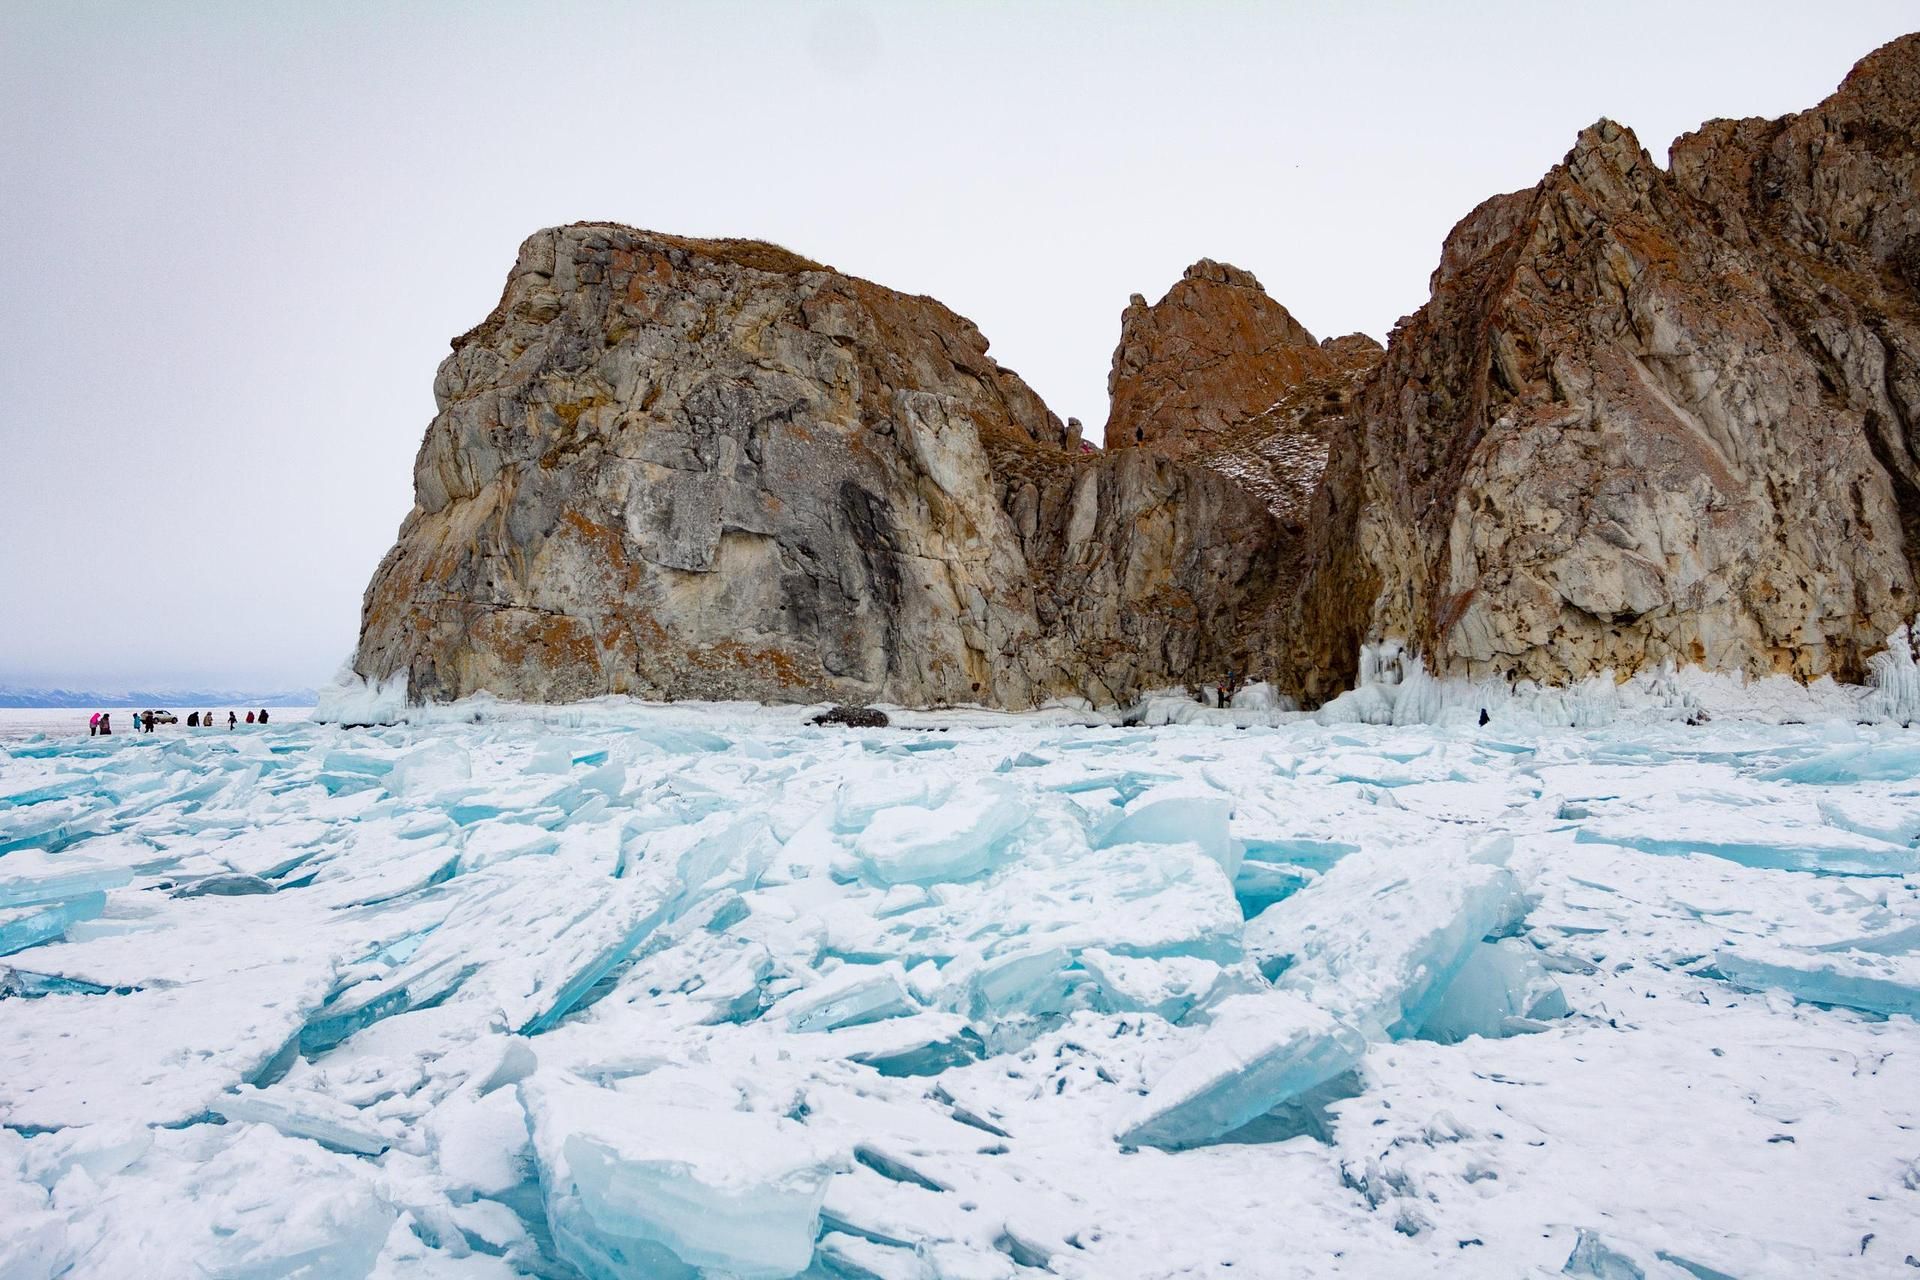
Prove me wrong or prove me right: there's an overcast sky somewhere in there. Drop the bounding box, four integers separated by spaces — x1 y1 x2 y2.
2 1 1913 690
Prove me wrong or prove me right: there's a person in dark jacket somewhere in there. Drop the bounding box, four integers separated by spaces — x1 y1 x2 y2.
258 708 269 724
99 712 111 736
228 711 237 730
186 712 198 727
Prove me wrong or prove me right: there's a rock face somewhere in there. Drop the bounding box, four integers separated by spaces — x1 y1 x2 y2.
353 225 1280 708
350 34 1920 711
1103 260 1383 540
1105 259 1345 459
1285 33 1920 701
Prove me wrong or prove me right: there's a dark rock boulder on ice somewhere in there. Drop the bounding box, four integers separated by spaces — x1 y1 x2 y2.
1285 34 1920 701
350 225 1280 708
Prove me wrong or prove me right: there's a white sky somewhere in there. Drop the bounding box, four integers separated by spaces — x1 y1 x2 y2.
3 1 1913 690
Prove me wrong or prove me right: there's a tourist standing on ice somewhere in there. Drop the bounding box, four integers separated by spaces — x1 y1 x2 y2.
258 708 269 724
228 711 237 730
88 712 99 737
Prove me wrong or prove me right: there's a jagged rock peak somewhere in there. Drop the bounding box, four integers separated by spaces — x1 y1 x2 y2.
1104 257 1334 459
1181 258 1266 291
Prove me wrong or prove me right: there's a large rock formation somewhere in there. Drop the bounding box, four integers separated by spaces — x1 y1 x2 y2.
1286 33 1920 700
353 226 1279 708
348 34 1920 711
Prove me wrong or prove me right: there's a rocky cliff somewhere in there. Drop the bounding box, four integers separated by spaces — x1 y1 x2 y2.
1287 33 1920 699
353 226 1280 708
348 34 1920 711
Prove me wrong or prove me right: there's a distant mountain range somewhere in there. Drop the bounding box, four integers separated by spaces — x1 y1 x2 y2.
0 686 319 709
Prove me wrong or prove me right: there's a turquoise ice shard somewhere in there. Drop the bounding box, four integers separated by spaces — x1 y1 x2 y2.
962 944 1074 1020
1116 991 1368 1150
0 849 126 955
851 783 1029 886
0 892 108 956
1573 818 1918 877
1761 741 1920 784
523 1075 847 1278
211 1085 395 1156
1124 843 1537 1148
1248 846 1528 1038
1416 938 1569 1043
780 961 917 1032
1097 786 1240 879
1713 945 1920 1018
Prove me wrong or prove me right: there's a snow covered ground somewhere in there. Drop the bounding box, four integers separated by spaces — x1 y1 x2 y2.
2 704 1918 1277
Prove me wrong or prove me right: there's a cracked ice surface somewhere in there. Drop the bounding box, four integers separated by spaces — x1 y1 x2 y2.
1 708 1919 1277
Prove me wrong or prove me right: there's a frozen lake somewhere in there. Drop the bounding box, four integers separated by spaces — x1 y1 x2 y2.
2 705 1917 1277
0 707 314 743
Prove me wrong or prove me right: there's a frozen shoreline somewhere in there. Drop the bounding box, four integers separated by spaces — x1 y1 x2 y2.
311 620 1920 734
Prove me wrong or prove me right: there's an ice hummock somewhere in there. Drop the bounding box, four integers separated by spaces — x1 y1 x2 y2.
851 782 1029 886
1247 842 1531 1038
1119 840 1556 1149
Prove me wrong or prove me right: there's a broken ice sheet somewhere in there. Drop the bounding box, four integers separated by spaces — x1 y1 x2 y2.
1116 991 1369 1150
850 781 1029 886
1575 804 1920 876
522 1073 847 1279
0 848 130 908
1415 937 1569 1044
1712 943 1920 1018
1247 844 1529 1037
1078 948 1225 1022
1 707 1918 1274
777 960 917 1032
1095 784 1240 879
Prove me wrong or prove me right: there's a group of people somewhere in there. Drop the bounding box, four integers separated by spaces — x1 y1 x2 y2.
86 709 272 737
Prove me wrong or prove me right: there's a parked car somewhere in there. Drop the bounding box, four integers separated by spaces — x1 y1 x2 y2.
143 710 178 725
